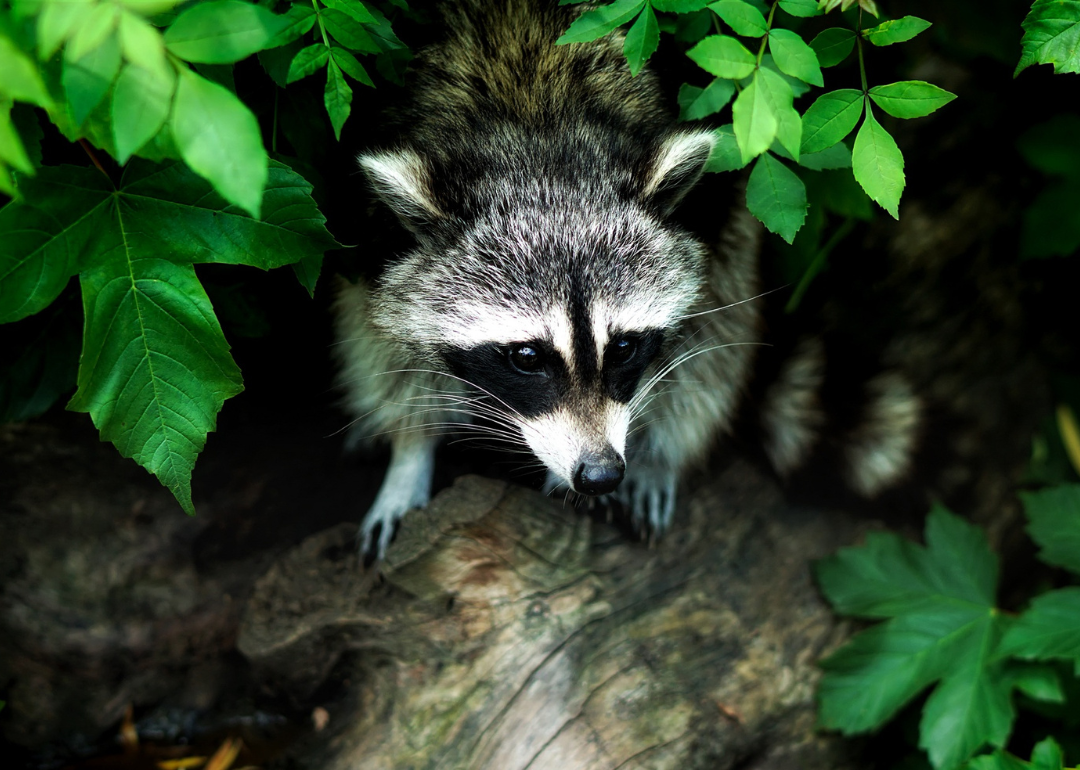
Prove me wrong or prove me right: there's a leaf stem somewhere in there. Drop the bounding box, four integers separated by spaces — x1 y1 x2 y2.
856 8 868 93
311 0 331 48
785 217 855 313
79 138 109 178
757 1 779 66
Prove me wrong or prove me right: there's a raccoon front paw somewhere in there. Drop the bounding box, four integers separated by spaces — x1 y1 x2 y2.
359 484 432 564
618 470 677 543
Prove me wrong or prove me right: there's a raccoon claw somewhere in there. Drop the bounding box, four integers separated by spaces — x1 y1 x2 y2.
359 512 400 566
621 472 677 542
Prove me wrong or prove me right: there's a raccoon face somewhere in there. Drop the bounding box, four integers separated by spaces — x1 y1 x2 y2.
359 130 715 494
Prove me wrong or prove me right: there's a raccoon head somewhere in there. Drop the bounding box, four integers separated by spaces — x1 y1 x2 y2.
359 129 715 495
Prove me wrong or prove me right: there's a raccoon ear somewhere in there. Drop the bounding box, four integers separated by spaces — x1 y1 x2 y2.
641 131 716 214
358 148 444 229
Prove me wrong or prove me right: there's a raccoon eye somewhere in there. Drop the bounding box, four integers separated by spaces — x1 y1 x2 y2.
605 337 637 367
508 343 545 374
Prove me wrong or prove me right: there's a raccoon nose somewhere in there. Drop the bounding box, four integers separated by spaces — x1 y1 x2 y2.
573 450 625 496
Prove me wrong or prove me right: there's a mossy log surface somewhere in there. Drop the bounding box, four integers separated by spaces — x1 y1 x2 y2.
239 463 865 770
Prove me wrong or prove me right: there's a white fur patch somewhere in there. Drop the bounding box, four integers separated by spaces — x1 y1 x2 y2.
846 372 921 496
518 402 629 489
761 338 826 476
643 131 717 198
358 149 442 222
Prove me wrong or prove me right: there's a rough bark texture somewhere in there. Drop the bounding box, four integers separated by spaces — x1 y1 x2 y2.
240 466 866 770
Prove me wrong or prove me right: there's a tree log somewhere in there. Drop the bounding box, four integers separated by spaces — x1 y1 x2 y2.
240 463 866 770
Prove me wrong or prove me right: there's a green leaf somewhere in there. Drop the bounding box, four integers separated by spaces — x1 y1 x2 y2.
118 10 170 83
708 0 767 37
171 67 267 218
759 66 800 161
623 4 659 76
66 3 120 62
164 0 286 64
798 141 851 170
0 98 34 174
745 152 807 243
292 253 323 297
1003 662 1065 704
321 8 380 53
1021 485 1080 574
0 159 339 509
999 588 1080 665
967 753 1034 770
652 0 710 11
287 43 330 84
0 34 53 108
862 16 932 47
62 33 122 127
800 89 862 154
112 63 176 163
1021 180 1080 258
704 124 747 172
678 78 736 121
557 0 646 45
732 69 777 163
0 300 80 422
332 46 374 86
779 0 820 17
0 167 113 323
265 4 317 49
767 28 823 86
324 58 352 141
68 256 243 515
1019 116 1080 179
37 1 93 60
322 0 378 25
852 107 904 218
809 27 855 67
869 81 957 119
817 508 1012 769
1030 738 1065 770
686 34 756 79
1016 0 1080 76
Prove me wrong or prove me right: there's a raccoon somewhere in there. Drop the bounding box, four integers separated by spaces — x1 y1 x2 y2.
334 0 919 559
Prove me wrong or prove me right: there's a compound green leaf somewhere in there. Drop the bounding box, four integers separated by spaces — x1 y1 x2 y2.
1016 0 1080 76
623 4 659 76
332 46 374 86
852 107 904 218
557 0 645 44
998 588 1080 665
708 0 767 38
0 159 338 510
768 28 823 86
0 34 53 108
809 27 855 67
112 63 176 163
678 77 736 121
172 67 267 218
164 0 286 64
817 508 1011 769
1020 484 1080 575
759 65 800 161
324 58 352 141
869 81 957 119
732 68 777 163
800 88 862 154
862 16 932 47
321 8 381 53
287 43 330 84
69 254 243 515
687 34 756 79
804 167 872 219
1031 738 1065 770
62 32 122 127
704 123 747 172
746 152 806 243
779 0 820 17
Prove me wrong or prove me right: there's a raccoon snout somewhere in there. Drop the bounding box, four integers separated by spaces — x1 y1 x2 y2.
573 448 625 496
